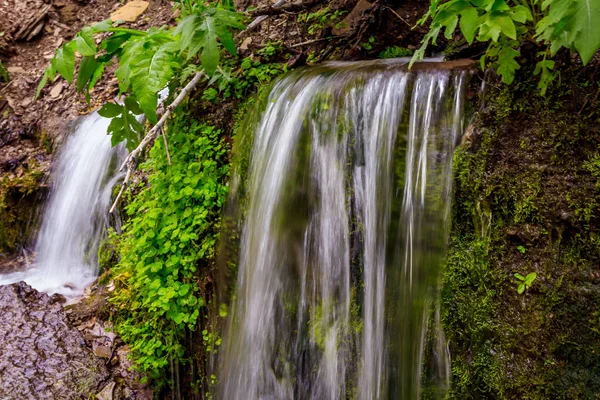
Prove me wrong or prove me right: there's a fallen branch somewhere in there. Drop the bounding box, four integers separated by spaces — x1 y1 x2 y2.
249 0 323 17
289 36 343 48
109 71 205 213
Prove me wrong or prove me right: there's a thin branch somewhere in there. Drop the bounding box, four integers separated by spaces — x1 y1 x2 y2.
382 6 411 27
289 36 342 48
161 126 172 165
109 71 204 213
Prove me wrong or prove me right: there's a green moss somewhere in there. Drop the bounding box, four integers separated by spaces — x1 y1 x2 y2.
0 61 8 83
444 74 600 398
0 165 46 252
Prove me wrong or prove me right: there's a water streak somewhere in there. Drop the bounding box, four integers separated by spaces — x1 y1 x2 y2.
220 59 467 399
0 112 126 297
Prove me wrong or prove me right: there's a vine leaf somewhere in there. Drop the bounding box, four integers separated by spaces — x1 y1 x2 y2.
74 27 97 56
98 97 144 151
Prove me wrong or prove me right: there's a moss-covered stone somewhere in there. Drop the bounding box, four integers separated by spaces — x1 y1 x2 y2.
444 73 600 399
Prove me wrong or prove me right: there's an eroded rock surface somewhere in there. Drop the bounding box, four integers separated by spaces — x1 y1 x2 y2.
0 282 109 399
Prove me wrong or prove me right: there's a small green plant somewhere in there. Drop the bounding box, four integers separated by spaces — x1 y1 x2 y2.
0 61 8 83
361 36 376 51
412 0 600 94
514 272 537 294
298 7 347 35
517 245 526 254
378 46 413 59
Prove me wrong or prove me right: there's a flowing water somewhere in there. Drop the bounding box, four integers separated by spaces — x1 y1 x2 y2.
0 112 127 297
220 59 468 399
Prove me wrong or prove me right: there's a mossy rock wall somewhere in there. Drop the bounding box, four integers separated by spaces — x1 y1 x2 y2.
444 74 600 399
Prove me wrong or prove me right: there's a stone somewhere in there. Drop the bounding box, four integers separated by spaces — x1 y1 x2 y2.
7 66 26 74
240 37 253 50
110 1 150 22
50 82 64 98
96 381 115 400
0 282 109 399
92 343 113 358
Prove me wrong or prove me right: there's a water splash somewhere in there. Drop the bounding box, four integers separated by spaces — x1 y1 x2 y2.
220 60 468 399
0 112 126 298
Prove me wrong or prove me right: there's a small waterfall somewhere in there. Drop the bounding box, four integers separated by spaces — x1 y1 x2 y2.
220 60 468 399
0 112 126 297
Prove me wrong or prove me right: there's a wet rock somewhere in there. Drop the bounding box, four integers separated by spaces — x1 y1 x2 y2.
0 282 109 399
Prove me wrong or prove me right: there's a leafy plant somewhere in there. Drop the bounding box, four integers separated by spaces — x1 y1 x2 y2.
412 0 600 94
378 45 414 59
517 245 526 253
36 1 245 148
361 36 376 51
514 271 537 294
111 113 229 381
298 7 347 35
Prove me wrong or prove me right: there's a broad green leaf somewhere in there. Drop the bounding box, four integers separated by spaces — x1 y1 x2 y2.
497 45 520 83
510 5 533 23
88 61 106 90
98 102 122 118
54 43 75 83
518 283 525 294
76 56 97 93
75 27 97 56
116 38 145 93
478 14 502 42
201 16 219 75
129 40 180 123
102 32 132 54
514 273 525 281
489 0 510 12
573 0 600 64
460 7 479 44
496 15 517 40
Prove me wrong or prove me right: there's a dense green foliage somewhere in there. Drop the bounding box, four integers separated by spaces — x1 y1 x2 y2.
110 111 229 380
413 0 600 93
37 1 245 149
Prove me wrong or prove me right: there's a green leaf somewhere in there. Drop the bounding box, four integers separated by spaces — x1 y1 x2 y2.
510 5 533 23
518 283 525 294
75 27 97 56
129 40 180 123
201 16 219 75
534 58 555 95
497 45 520 84
116 38 145 93
35 70 48 100
525 272 537 285
102 32 132 54
76 56 97 93
54 43 76 83
99 98 143 150
573 0 600 64
496 15 517 40
91 19 112 32
98 102 122 118
514 273 525 281
460 7 479 44
478 14 502 42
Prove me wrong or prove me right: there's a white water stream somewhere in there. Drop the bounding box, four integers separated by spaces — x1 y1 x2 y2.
0 112 126 297
220 59 467 399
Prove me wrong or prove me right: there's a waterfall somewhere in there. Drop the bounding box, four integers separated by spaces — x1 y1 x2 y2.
0 112 127 297
220 59 468 399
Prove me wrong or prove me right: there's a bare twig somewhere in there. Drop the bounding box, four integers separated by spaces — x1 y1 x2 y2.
289 36 342 48
109 71 204 213
161 126 172 166
383 6 411 27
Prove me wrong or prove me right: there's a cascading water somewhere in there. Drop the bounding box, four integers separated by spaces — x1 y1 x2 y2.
220 59 468 399
0 112 127 297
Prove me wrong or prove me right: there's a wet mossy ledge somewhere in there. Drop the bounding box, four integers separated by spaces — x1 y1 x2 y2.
443 70 600 399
